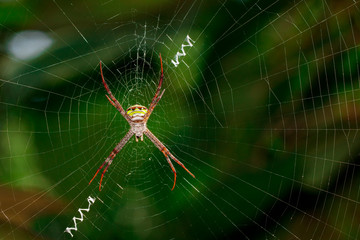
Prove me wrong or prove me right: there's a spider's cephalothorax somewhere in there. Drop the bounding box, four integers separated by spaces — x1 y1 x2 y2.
89 53 195 191
126 104 148 122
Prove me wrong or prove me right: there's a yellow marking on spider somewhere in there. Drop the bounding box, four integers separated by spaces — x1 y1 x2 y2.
127 109 148 116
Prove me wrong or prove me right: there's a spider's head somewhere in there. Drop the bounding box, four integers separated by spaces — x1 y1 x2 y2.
126 104 148 122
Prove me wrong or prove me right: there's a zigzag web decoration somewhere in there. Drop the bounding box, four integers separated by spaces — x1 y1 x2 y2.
171 35 195 67
64 196 96 237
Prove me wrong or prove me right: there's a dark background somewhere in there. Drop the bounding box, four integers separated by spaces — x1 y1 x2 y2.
1 0 360 239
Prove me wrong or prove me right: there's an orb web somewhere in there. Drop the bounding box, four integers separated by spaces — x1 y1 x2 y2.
1 0 360 239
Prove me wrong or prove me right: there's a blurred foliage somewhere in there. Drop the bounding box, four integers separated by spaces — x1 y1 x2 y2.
1 0 360 239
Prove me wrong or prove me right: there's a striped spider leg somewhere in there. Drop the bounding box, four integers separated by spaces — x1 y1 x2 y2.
144 129 195 190
89 53 195 191
98 61 131 123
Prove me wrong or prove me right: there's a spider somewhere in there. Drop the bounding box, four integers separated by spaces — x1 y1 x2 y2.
89 53 195 191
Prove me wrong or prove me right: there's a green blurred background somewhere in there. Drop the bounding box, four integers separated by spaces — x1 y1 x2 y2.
1 0 360 239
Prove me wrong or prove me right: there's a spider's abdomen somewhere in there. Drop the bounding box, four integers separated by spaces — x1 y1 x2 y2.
126 104 148 122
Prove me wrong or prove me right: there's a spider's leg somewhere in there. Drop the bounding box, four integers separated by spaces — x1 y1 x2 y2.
99 61 131 123
144 53 165 121
105 95 122 112
147 89 165 116
98 158 113 191
164 155 177 191
89 159 108 185
144 129 195 190
89 130 134 191
167 151 195 178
